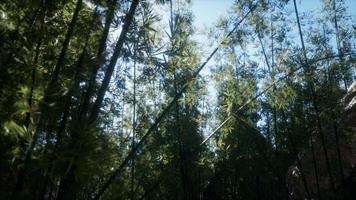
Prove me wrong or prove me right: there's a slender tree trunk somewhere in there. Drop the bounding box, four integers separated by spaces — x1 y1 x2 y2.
266 113 271 144
80 0 118 120
55 49 94 200
49 0 83 87
257 28 282 198
24 38 42 129
169 0 188 198
325 21 346 184
332 0 348 90
13 0 83 196
57 4 99 147
27 0 44 31
333 119 345 184
281 109 312 200
37 8 99 199
257 31 270 73
130 47 137 200
41 48 88 199
58 45 88 142
59 1 140 199
88 0 140 123
293 0 336 193
333 0 342 57
13 37 42 200
22 0 82 164
174 73 188 200
57 0 139 197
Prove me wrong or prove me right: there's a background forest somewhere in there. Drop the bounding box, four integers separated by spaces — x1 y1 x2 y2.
0 0 356 199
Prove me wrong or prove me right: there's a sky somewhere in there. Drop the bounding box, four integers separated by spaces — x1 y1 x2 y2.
154 0 356 55
191 0 356 31
190 0 356 54
187 0 356 93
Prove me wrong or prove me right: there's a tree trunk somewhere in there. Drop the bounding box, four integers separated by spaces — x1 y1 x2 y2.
88 0 140 123
281 109 312 200
79 0 118 120
58 1 140 199
293 0 336 193
130 47 137 200
13 0 83 196
50 0 83 87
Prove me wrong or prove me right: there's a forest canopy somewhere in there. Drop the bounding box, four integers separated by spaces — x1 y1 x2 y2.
0 0 355 199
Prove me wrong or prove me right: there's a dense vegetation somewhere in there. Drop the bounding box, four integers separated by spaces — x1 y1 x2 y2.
0 0 355 199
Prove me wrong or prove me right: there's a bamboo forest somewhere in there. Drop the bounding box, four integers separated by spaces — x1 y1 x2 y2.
1 0 356 199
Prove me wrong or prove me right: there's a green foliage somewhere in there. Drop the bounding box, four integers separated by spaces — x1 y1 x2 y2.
0 0 355 199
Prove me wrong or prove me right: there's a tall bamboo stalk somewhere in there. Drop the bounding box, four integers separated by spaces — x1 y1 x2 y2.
80 0 118 120
293 0 336 193
57 1 140 199
88 0 140 123
130 45 137 200
281 109 312 199
13 0 83 195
